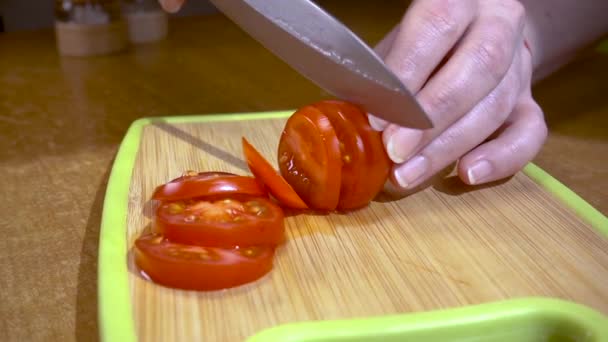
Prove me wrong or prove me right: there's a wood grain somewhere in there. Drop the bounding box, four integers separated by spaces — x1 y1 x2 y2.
126 118 608 341
0 1 606 340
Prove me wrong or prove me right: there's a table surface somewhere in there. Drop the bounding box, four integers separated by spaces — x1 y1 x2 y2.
0 1 606 341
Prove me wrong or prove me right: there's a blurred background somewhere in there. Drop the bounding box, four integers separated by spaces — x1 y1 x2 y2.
0 0 217 32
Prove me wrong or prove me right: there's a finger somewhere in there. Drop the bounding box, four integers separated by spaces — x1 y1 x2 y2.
458 95 548 185
389 45 524 190
159 0 184 13
365 24 402 132
383 0 478 93
374 24 401 60
384 0 526 164
369 0 476 133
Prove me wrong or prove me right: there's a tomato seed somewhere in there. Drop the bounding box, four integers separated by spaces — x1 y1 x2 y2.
182 170 198 177
342 154 351 163
240 247 260 258
279 153 289 163
168 202 185 214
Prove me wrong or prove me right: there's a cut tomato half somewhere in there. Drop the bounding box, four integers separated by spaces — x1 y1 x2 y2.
134 233 275 291
330 100 391 208
278 105 342 211
241 137 308 209
311 100 368 210
153 197 285 247
152 174 267 202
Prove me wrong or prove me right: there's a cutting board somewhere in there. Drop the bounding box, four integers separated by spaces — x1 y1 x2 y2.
98 112 608 342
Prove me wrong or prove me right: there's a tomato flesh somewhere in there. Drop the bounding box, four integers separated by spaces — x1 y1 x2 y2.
242 137 308 209
152 174 267 201
168 171 238 183
328 100 391 209
134 233 275 291
134 99 390 292
278 106 342 211
154 197 285 247
311 101 368 210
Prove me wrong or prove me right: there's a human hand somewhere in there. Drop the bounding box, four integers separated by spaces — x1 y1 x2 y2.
371 0 547 193
158 0 185 13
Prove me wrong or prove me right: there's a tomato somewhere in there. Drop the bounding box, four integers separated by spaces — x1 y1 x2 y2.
134 233 275 291
168 170 238 183
311 101 367 210
313 100 391 210
152 174 267 201
153 197 285 247
328 100 391 208
241 137 308 209
277 105 342 210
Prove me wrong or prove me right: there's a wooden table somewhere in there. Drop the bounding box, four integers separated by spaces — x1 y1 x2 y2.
0 1 606 341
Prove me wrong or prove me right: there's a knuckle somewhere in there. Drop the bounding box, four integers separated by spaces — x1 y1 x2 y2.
434 127 465 155
421 83 458 119
530 108 548 143
472 23 514 82
423 0 461 40
492 95 513 125
506 105 548 158
505 0 526 29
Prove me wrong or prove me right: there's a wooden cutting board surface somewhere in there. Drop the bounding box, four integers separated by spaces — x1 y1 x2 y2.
124 116 608 341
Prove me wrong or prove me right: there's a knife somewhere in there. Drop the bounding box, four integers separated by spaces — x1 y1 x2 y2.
207 0 433 129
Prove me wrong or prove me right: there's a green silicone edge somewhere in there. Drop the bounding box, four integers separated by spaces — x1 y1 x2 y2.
522 163 608 237
246 297 608 341
97 111 293 342
98 111 607 342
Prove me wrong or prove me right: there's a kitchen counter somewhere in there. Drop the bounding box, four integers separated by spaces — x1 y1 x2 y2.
0 1 606 340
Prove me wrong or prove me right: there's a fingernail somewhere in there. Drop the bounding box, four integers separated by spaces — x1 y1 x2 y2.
386 127 424 163
394 155 429 189
467 160 493 184
367 114 388 131
162 0 181 13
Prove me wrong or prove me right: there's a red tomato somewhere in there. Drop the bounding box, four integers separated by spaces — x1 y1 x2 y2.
168 171 238 183
278 105 342 210
241 137 308 209
153 197 285 247
134 233 275 291
152 174 267 202
328 100 391 208
311 101 368 210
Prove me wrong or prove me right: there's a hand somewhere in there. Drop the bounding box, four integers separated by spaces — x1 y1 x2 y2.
371 0 548 192
158 0 185 13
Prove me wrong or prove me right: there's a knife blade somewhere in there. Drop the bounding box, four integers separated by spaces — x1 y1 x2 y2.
207 0 433 129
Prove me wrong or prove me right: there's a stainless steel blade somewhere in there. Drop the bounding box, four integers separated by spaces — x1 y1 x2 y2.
207 0 433 129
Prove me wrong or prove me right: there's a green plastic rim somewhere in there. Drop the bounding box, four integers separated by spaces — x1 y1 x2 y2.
247 297 608 342
98 111 608 342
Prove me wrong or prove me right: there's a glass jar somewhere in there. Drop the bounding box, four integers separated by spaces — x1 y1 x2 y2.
54 0 128 56
122 0 168 44
55 0 123 25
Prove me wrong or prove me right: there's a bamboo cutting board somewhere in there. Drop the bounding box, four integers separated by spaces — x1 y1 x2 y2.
98 112 608 342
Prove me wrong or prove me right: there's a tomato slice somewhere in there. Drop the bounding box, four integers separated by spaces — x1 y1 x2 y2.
241 137 308 209
134 233 275 291
278 105 342 211
311 101 368 210
323 100 391 208
152 174 267 201
153 197 285 247
168 170 238 183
